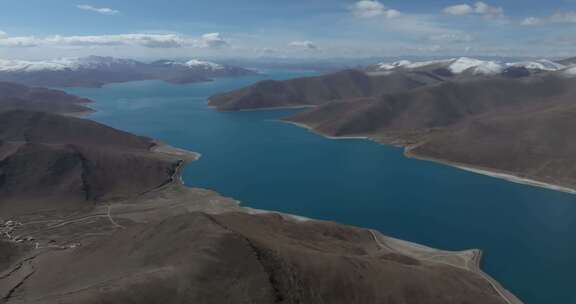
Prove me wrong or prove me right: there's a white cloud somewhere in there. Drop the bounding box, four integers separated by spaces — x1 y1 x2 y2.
474 2 504 18
350 3 460 37
550 11 576 23
380 15 468 37
521 17 544 26
521 11 576 26
352 1 400 19
197 33 229 48
0 32 230 49
0 36 40 47
443 2 504 18
77 4 120 15
46 34 184 48
443 4 473 16
0 31 6 39
289 40 319 50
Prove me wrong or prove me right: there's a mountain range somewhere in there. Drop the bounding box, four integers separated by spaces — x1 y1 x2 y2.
0 56 256 87
366 57 565 76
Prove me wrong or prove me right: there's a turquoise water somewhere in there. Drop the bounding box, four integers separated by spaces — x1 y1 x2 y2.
66 72 576 304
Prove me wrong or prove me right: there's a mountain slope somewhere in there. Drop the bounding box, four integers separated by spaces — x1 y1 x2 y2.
2 211 511 304
285 73 576 189
0 82 93 115
409 101 576 189
0 110 182 215
209 69 442 111
287 75 572 138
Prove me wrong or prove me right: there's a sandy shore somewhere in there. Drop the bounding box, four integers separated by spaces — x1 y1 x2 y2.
244 205 523 304
370 230 523 304
281 120 371 140
207 102 317 112
237 105 316 112
285 119 576 195
148 142 201 189
469 251 525 304
62 108 97 118
151 142 201 162
405 149 576 195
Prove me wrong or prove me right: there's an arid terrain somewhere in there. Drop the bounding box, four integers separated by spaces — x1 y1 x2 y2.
0 82 94 115
0 82 520 304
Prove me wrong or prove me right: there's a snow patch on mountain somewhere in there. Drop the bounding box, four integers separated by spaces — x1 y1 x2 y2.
448 57 503 75
0 56 138 72
508 59 565 71
158 59 225 71
183 59 224 70
377 59 451 71
0 56 229 73
376 57 503 75
562 66 576 77
374 57 566 76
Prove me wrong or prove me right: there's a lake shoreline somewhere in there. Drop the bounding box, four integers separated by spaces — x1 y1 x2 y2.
405 149 576 195
281 118 576 196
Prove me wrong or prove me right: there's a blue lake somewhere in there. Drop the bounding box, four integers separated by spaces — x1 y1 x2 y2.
66 71 576 304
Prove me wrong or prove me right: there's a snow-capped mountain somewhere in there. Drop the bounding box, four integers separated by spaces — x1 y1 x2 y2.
370 57 566 77
155 59 225 71
449 58 504 75
508 59 565 71
183 59 224 71
376 59 450 71
562 66 576 77
0 56 255 87
373 57 502 75
0 56 140 73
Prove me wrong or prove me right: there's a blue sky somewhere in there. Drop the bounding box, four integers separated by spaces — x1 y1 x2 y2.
1 0 575 59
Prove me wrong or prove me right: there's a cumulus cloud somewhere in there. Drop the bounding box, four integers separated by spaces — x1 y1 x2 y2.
288 40 319 50
45 34 185 48
350 2 468 39
443 2 504 19
474 2 503 18
443 4 473 16
197 33 229 48
0 32 230 49
352 1 400 19
521 11 576 26
77 4 120 15
0 33 40 47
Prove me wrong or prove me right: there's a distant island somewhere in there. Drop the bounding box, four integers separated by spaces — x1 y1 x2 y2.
209 57 576 194
0 82 519 304
0 56 256 88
